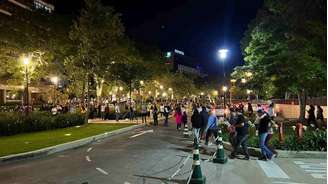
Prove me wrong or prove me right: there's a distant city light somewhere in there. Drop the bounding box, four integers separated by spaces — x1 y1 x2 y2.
222 86 228 92
165 52 172 58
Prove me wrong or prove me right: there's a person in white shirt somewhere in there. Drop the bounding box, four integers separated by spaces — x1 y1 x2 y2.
115 104 120 122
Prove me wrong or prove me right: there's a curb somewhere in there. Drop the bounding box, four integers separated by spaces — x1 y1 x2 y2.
0 124 144 164
221 141 326 159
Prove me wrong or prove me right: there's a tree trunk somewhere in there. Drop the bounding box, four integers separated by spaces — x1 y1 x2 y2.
298 88 307 123
85 73 90 124
81 80 85 105
95 75 104 104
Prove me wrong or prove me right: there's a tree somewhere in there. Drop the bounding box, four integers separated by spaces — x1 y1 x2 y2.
238 0 326 122
68 0 124 107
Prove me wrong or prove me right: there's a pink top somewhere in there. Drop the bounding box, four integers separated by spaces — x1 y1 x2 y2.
174 111 183 124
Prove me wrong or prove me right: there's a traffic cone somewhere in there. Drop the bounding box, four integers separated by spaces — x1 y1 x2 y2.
183 124 189 137
189 143 206 184
213 129 227 164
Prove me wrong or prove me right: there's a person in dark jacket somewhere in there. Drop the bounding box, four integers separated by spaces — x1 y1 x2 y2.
199 106 209 141
152 105 159 126
247 102 253 117
316 105 324 128
191 105 202 145
182 111 188 127
307 105 318 128
230 109 249 160
257 109 273 160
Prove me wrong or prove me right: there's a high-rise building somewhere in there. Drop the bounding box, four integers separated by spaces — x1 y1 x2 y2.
0 0 54 16
165 49 208 78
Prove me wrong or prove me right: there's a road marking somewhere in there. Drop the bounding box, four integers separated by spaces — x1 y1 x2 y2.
310 173 326 179
87 147 93 152
85 156 91 162
304 169 326 173
272 182 307 184
294 160 326 179
257 160 289 178
124 182 131 184
168 155 190 180
96 167 109 175
129 129 154 138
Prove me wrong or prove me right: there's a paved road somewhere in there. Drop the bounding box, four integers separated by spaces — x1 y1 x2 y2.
0 119 326 184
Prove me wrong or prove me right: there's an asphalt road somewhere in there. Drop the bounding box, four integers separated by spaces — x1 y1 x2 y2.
0 119 326 184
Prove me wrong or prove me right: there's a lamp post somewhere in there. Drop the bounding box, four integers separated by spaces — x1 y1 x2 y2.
218 49 228 108
222 86 228 108
51 76 59 104
23 56 30 115
230 79 236 104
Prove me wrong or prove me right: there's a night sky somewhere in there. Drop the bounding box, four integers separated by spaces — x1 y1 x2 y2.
55 0 264 77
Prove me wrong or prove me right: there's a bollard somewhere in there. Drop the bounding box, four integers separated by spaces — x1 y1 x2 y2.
296 122 303 141
278 122 284 144
213 129 228 164
189 143 206 184
183 124 190 137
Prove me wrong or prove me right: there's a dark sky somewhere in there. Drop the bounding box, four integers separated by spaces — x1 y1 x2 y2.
55 0 263 77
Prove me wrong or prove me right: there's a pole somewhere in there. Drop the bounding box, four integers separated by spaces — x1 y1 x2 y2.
223 91 226 108
25 65 29 115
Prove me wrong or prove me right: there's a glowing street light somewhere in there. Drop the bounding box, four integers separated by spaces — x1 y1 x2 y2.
140 80 144 85
200 92 204 96
119 86 123 91
148 91 152 95
51 76 59 85
241 78 247 84
245 72 253 77
246 89 252 94
160 85 164 90
230 79 237 83
218 49 228 60
51 76 59 104
168 88 172 91
222 86 228 92
162 92 167 97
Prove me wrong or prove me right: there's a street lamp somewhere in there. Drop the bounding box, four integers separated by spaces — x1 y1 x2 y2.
246 89 252 100
51 76 59 104
218 49 228 78
241 78 247 84
222 86 228 108
160 85 164 90
140 80 144 85
245 72 253 77
23 56 30 114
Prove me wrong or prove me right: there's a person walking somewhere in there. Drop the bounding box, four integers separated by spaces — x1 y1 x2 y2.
160 104 164 117
316 105 324 128
307 105 318 128
141 103 147 125
199 106 209 141
174 107 183 130
265 119 278 157
115 104 120 122
182 110 188 127
268 103 275 120
204 110 219 146
152 104 159 126
247 102 253 117
104 104 110 120
257 109 273 161
191 105 202 145
230 109 250 160
163 104 170 126
101 103 106 120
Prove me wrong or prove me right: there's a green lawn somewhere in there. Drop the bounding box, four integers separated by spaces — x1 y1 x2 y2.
0 123 135 157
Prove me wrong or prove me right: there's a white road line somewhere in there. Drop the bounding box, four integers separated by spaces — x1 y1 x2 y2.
129 130 153 138
87 147 93 152
124 182 131 184
294 161 326 166
168 155 190 180
96 167 109 175
304 169 326 173
272 182 307 184
311 173 326 179
299 165 326 169
85 155 91 162
257 160 289 179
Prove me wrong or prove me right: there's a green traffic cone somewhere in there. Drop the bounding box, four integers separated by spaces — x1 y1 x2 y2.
213 129 228 164
190 143 206 184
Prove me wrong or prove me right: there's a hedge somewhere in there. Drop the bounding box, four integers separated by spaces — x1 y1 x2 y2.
0 112 85 136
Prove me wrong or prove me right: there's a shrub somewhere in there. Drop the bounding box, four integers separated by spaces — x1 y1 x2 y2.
0 112 85 136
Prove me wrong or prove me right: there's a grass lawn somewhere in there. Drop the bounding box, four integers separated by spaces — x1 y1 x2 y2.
0 123 135 157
